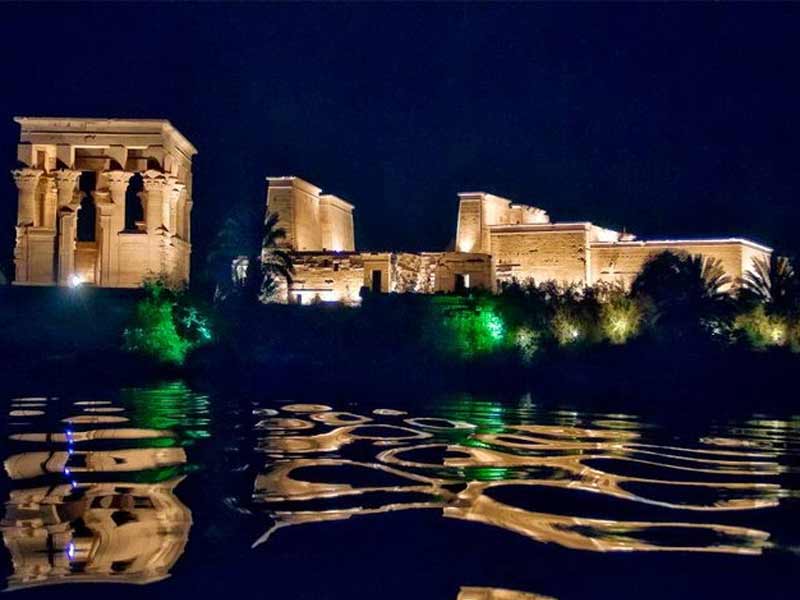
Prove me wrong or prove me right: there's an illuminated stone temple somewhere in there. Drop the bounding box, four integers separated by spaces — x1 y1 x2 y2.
266 176 493 304
265 176 771 304
10 117 197 287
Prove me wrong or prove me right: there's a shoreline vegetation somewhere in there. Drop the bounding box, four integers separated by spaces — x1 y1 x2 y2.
1 250 799 415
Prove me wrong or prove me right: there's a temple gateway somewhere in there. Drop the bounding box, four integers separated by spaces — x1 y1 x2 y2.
266 176 771 304
10 117 196 287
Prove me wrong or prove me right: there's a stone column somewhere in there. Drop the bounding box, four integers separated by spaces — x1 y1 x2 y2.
167 182 184 236
54 170 81 285
42 176 58 229
142 171 170 276
92 190 115 286
54 169 81 208
105 170 133 234
142 170 167 232
11 169 43 283
12 168 43 226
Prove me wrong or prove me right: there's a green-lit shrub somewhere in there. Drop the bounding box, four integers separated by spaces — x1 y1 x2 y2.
599 292 644 344
550 306 585 345
427 296 509 359
124 277 212 365
514 326 542 363
733 305 789 350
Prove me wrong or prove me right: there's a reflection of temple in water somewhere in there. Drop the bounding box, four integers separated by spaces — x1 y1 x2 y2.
252 402 783 555
2 478 191 589
1 394 196 590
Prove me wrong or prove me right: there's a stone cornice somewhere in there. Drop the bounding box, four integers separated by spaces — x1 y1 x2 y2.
14 116 198 157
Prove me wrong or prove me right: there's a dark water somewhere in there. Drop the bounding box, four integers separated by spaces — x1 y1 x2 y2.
0 382 797 599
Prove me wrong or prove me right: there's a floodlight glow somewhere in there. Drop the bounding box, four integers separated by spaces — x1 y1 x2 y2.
68 274 84 288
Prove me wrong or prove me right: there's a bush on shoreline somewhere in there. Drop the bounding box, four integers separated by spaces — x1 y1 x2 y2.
122 251 800 371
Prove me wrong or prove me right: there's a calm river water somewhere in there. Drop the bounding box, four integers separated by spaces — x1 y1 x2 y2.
0 382 797 599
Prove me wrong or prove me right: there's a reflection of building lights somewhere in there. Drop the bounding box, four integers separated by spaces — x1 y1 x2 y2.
68 274 83 288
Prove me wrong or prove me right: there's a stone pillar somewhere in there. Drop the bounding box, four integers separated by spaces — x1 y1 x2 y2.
142 171 170 277
42 176 58 229
105 170 133 234
11 169 43 283
54 170 81 285
167 183 184 235
92 190 115 286
54 169 81 208
142 170 168 232
12 168 43 226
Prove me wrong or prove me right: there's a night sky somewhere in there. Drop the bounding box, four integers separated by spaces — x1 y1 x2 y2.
1 3 799 280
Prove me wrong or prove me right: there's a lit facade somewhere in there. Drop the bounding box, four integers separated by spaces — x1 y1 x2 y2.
267 176 493 304
455 191 771 290
267 177 771 304
10 117 197 287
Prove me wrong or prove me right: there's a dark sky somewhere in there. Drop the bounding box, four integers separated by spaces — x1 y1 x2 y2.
1 3 799 278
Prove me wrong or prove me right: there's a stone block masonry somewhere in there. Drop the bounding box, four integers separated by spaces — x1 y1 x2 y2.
265 175 771 303
10 117 197 288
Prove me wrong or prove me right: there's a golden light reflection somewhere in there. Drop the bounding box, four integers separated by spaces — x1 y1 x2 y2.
1 391 201 590
251 401 798 556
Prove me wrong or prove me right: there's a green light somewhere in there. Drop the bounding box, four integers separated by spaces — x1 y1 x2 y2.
437 299 509 358
123 278 212 365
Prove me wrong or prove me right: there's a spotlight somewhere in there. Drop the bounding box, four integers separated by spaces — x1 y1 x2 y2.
68 274 83 288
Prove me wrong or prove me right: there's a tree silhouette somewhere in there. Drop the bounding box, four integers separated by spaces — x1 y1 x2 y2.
631 251 733 339
739 255 798 316
206 206 294 303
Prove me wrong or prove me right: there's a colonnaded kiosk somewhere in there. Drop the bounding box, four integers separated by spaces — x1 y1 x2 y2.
10 117 197 287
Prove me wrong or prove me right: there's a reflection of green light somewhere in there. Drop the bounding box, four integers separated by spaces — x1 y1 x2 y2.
128 465 194 483
121 382 211 446
465 466 513 481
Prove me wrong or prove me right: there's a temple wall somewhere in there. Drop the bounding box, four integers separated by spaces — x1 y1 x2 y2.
491 228 590 285
362 253 392 293
293 187 322 251
285 251 493 304
267 189 296 247
117 234 150 287
428 252 493 292
320 196 355 251
456 196 482 253
589 241 771 289
289 253 365 304
267 178 354 253
74 242 97 284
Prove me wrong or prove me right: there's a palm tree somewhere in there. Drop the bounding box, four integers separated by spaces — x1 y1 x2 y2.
631 251 733 338
255 212 294 301
739 255 798 315
206 206 294 303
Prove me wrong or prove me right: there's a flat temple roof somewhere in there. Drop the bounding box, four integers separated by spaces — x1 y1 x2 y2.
590 237 773 254
13 116 197 155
